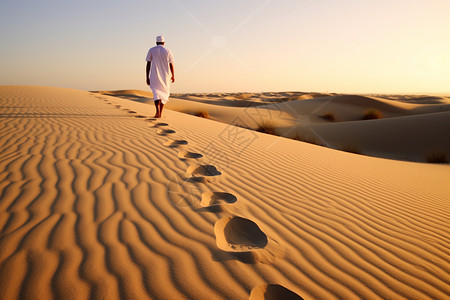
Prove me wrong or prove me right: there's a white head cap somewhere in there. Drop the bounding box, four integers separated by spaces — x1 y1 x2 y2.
156 35 165 43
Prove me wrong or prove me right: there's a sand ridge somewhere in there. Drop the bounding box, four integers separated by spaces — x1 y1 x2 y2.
1 86 449 299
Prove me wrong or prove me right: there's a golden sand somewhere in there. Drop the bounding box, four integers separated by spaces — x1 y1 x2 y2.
0 86 449 299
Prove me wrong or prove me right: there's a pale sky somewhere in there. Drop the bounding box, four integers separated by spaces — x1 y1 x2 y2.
0 0 449 94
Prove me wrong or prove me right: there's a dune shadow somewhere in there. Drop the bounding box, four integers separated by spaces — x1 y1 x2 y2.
172 96 267 107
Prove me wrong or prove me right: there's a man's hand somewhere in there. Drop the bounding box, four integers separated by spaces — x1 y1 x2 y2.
146 61 151 86
169 63 175 83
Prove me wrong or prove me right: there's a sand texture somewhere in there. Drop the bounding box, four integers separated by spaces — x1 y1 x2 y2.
1 86 449 299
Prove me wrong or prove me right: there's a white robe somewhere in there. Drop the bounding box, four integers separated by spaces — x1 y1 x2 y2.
146 45 174 104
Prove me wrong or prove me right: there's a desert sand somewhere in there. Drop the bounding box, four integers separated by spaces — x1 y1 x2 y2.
1 86 449 299
97 89 450 163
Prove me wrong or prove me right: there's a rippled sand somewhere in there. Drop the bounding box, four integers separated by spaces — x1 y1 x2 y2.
1 86 449 299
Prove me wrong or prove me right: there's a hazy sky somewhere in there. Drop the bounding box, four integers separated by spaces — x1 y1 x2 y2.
0 0 449 93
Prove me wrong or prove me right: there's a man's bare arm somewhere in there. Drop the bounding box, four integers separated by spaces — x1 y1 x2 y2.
146 61 151 85
169 63 175 83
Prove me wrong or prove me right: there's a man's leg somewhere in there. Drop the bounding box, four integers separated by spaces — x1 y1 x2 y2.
154 100 161 117
159 101 164 117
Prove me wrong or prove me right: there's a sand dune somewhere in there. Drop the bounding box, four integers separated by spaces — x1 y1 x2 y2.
305 111 450 161
1 86 449 299
160 92 450 162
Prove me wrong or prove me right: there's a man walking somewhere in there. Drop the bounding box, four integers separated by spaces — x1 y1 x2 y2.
146 35 175 118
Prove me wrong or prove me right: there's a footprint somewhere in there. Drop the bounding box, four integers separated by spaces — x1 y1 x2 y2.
186 164 221 178
157 128 176 136
133 115 146 118
200 192 236 207
214 216 267 252
249 284 303 300
163 140 188 148
152 122 169 127
213 217 283 263
178 150 203 159
115 105 121 108
127 111 137 114
144 118 157 122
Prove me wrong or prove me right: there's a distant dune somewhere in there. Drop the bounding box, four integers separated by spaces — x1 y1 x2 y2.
104 89 450 163
1 86 449 299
